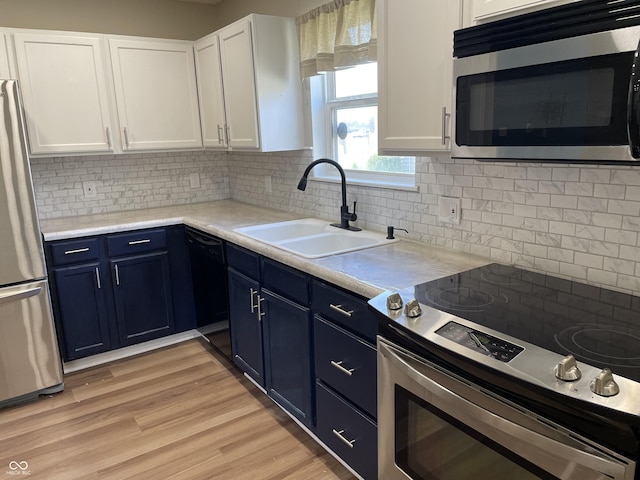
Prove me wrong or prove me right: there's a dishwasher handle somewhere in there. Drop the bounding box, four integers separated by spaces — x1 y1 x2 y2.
185 226 225 263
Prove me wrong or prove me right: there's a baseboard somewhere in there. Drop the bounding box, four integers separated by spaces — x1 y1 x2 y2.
62 330 202 374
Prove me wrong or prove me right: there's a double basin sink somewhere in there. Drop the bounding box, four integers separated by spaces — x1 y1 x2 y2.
233 218 398 259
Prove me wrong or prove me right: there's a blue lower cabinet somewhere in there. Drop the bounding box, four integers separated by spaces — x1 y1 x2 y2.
316 382 377 480
111 251 175 346
228 268 264 386
52 262 111 360
45 226 196 361
262 288 314 428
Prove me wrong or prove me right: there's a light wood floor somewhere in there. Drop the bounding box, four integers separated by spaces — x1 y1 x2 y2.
0 339 356 480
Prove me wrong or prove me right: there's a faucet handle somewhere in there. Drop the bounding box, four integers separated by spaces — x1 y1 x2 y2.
350 201 357 221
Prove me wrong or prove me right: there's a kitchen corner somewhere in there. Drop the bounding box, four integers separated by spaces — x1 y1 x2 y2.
39 199 491 300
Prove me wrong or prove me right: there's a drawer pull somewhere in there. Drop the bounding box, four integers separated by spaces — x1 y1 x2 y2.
128 239 151 245
330 303 353 318
332 429 355 449
64 248 90 255
330 360 354 376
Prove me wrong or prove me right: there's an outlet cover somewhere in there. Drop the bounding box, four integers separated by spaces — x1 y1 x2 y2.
438 196 460 224
265 175 272 193
83 181 97 199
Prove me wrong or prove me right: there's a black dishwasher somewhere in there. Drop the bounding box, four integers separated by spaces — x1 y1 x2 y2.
185 226 230 357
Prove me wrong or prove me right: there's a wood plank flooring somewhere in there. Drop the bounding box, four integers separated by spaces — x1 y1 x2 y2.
0 339 356 480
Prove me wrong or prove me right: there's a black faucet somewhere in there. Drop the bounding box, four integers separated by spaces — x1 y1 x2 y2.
297 158 361 231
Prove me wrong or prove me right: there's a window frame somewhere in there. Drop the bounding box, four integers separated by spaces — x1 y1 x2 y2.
308 65 418 191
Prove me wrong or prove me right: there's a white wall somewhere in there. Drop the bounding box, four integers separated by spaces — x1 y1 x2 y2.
0 0 226 40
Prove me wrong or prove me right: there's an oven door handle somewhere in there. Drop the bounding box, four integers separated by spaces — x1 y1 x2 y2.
378 339 634 480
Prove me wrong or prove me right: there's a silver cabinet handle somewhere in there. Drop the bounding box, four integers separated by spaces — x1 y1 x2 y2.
330 303 353 318
442 106 450 145
123 127 130 148
257 296 265 320
331 360 354 376
114 264 120 286
64 247 89 255
128 239 151 245
332 429 355 449
95 267 101 289
250 288 258 312
217 124 223 144
225 125 230 144
0 286 42 305
106 127 112 149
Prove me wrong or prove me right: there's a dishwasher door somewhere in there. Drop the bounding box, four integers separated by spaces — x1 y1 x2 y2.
0 280 63 405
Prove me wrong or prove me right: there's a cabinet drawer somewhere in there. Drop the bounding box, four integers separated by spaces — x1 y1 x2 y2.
312 280 377 342
262 258 309 305
316 381 377 480
315 316 376 418
226 243 260 280
107 229 166 257
50 237 102 266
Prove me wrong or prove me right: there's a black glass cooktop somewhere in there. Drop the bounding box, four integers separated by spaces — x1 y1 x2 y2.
414 263 640 382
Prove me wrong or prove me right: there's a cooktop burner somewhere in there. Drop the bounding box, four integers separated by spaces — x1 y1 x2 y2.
411 263 640 382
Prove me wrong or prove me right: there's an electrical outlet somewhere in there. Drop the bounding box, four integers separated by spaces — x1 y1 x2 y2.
83 181 97 199
189 173 200 189
265 175 272 193
438 196 461 224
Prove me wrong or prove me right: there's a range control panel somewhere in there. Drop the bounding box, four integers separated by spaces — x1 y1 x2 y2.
436 321 524 363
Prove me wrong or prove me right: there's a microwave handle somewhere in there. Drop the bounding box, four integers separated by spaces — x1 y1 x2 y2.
628 38 640 159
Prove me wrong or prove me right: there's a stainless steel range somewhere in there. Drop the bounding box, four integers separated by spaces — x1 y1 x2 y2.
370 263 640 480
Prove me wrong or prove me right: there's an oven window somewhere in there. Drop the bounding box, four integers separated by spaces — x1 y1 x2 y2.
456 52 633 147
394 385 557 480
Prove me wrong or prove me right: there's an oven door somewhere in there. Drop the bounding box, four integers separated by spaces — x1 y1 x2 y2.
378 337 636 480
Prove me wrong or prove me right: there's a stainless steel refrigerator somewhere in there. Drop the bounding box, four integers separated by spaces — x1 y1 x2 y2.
0 79 63 406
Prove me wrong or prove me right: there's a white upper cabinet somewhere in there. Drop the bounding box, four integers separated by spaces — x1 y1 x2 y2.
378 0 461 154
194 35 227 149
13 33 115 155
195 15 306 152
218 19 260 149
0 34 10 78
470 0 580 24
109 39 202 151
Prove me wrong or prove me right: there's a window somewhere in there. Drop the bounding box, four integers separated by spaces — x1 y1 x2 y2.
310 62 416 189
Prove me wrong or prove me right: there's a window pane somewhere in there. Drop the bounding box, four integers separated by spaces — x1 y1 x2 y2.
335 63 377 98
335 106 415 174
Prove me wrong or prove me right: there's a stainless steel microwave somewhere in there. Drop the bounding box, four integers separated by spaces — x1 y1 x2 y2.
452 1 640 163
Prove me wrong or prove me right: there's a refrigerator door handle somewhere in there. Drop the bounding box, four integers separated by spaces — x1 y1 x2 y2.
0 286 42 305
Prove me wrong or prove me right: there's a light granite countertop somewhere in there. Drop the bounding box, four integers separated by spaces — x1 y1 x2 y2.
40 200 491 299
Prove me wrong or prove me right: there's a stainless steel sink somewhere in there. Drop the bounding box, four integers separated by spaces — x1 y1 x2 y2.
233 218 398 258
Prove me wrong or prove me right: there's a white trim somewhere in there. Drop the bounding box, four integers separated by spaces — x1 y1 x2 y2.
62 330 202 373
311 170 418 192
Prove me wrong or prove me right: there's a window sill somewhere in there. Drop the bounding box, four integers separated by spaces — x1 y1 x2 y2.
309 174 419 192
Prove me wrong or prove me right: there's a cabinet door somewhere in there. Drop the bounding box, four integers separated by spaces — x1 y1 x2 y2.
0 33 10 79
378 0 460 154
262 289 314 428
53 263 111 360
109 39 202 151
218 20 260 149
194 34 227 149
111 252 175 346
228 268 264 386
13 33 114 155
